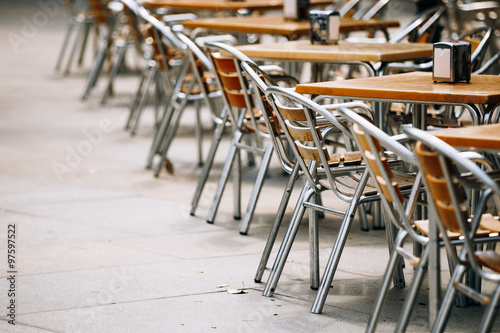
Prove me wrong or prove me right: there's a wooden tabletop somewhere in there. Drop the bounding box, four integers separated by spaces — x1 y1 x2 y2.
295 72 500 105
182 15 399 37
143 0 332 11
234 40 432 63
429 123 500 151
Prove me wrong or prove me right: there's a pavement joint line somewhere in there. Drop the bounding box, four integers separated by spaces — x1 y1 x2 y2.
13 289 262 317
0 318 59 332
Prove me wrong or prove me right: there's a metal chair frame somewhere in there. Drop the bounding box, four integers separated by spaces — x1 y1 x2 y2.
405 127 500 333
261 87 419 316
143 14 227 173
55 0 96 76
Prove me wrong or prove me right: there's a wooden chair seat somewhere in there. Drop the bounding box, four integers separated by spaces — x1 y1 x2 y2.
414 217 497 241
180 73 218 95
475 250 500 273
479 213 500 233
319 173 378 197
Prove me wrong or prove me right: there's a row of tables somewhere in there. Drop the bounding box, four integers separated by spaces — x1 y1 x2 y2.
139 0 500 328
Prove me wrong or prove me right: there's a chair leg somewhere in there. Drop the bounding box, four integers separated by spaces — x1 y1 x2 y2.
478 286 500 333
145 101 175 170
206 131 243 224
195 100 203 167
55 17 76 72
145 61 191 170
77 20 92 67
130 65 158 136
254 163 300 283
310 192 321 290
239 142 274 235
395 244 430 333
82 39 108 101
310 169 370 314
153 94 190 177
262 186 314 297
190 114 229 216
64 19 86 76
125 63 152 131
101 41 127 105
366 229 408 333
145 80 189 168
383 210 406 289
232 149 242 220
431 264 467 333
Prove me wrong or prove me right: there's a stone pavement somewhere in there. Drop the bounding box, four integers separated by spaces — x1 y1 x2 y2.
0 1 498 332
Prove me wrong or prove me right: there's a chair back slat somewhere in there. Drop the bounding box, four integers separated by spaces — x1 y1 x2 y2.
414 141 469 233
285 120 321 142
224 88 248 109
352 123 405 203
218 72 242 91
295 142 329 162
212 54 238 73
275 103 308 122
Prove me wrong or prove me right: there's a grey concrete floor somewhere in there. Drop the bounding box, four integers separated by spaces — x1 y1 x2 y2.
1 1 499 332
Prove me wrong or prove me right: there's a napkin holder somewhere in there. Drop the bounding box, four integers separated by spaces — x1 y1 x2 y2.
309 10 340 44
433 41 471 83
284 0 310 21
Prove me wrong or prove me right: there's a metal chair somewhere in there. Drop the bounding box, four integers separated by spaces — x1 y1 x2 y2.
239 61 375 283
188 42 300 235
81 0 125 101
124 6 193 136
99 0 148 105
142 13 228 173
193 41 289 228
339 107 434 332
261 87 418 315
405 126 500 333
55 0 95 76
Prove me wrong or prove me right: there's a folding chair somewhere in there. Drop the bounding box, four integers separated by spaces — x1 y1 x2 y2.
405 127 500 333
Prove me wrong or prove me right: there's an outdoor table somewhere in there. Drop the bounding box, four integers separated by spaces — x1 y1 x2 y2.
142 0 333 12
430 123 500 151
234 40 431 76
295 72 500 129
182 15 400 40
297 72 500 323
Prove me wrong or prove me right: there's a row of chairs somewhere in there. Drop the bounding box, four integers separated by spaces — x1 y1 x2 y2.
60 0 500 330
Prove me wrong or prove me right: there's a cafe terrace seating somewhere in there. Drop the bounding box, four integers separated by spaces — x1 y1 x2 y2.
260 86 421 315
406 127 500 332
339 106 500 332
44 0 500 331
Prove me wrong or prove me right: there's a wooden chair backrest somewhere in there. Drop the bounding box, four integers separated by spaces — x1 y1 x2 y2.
274 102 329 163
414 141 468 233
88 0 108 25
211 53 247 109
352 123 404 203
